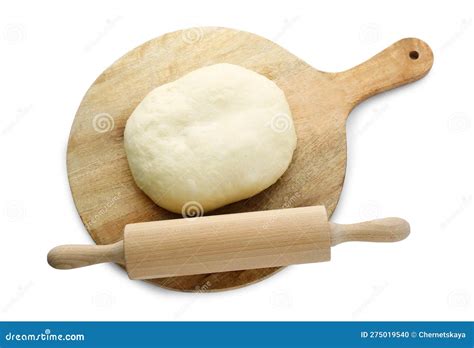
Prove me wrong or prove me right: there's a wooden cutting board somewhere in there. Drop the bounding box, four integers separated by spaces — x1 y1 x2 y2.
67 27 433 292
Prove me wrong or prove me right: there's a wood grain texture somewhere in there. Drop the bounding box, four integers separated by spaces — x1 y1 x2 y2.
47 207 410 279
330 217 410 246
48 242 124 269
124 206 331 280
67 27 433 292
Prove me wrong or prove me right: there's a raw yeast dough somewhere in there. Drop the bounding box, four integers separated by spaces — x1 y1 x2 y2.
124 63 297 214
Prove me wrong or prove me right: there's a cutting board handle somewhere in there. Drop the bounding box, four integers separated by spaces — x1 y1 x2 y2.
339 38 433 109
47 241 124 269
330 217 410 246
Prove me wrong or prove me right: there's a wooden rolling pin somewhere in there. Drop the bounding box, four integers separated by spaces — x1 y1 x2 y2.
48 206 409 279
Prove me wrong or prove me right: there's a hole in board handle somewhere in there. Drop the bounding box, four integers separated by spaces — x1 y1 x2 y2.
409 51 419 60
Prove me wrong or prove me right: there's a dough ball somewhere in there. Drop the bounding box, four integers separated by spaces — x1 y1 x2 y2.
124 63 297 214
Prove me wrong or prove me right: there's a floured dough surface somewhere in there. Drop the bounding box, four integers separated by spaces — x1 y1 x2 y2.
124 63 297 214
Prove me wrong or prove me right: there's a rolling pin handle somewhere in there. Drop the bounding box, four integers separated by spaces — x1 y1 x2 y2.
47 241 124 270
329 217 410 246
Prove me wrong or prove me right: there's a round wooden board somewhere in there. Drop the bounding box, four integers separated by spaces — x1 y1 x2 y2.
67 27 433 291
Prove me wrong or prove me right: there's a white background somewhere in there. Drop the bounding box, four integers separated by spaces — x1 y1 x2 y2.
1 0 473 321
